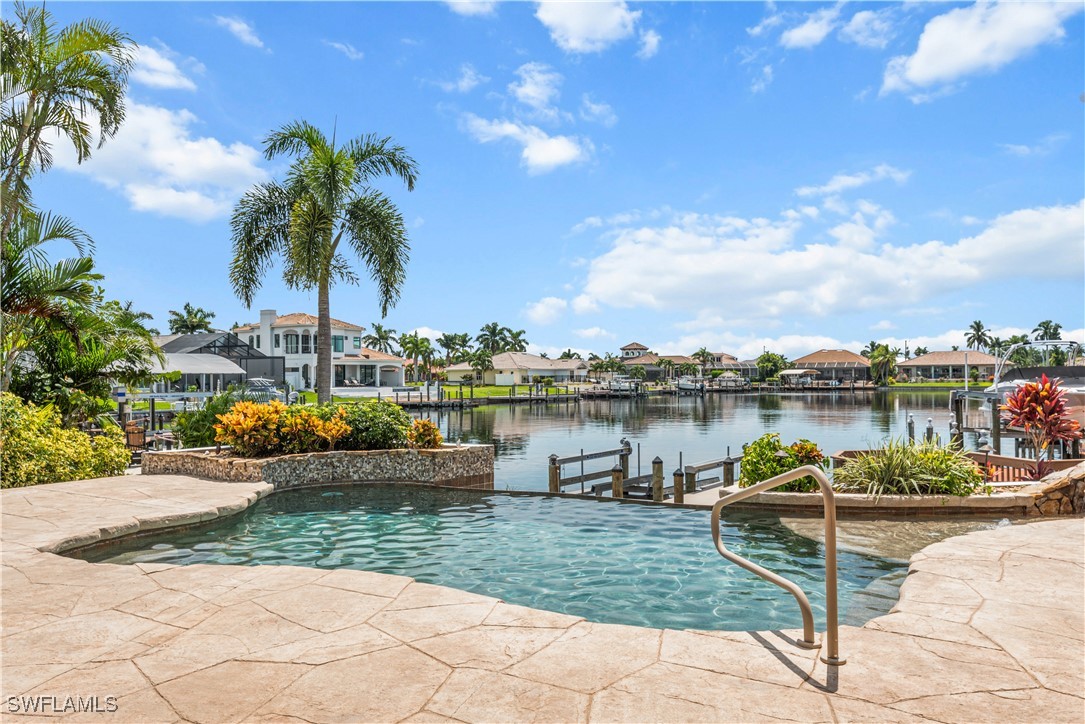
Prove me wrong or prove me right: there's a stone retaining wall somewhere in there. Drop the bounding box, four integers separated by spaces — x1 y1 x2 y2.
1021 461 1085 516
142 444 494 491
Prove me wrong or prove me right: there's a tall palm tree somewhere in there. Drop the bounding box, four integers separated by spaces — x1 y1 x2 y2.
693 347 713 376
987 336 1007 357
398 332 425 382
558 349 581 360
436 332 458 365
1 3 135 239
417 337 435 382
1032 320 1062 341
678 362 699 377
167 302 216 334
965 320 991 351
627 364 646 381
476 322 507 354
471 348 493 382
658 358 675 380
868 344 898 386
860 340 880 358
451 332 473 362
913 346 929 357
229 120 418 403
1 211 101 390
506 328 528 353
363 322 398 354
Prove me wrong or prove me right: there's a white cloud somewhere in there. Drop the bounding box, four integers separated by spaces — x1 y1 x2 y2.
508 62 564 120
747 11 783 38
998 133 1068 157
871 320 897 331
131 44 199 91
574 326 615 340
524 296 568 325
572 294 599 314
881 1 1082 100
535 1 641 53
444 1 497 17
568 199 1083 322
637 29 661 59
826 203 895 250
461 113 592 174
323 40 364 61
571 216 604 235
579 94 617 127
796 164 910 197
751 65 774 94
780 5 842 49
840 9 894 49
439 63 489 93
214 16 266 49
53 101 268 222
409 326 445 342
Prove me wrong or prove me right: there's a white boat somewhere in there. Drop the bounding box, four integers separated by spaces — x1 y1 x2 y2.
677 376 705 392
608 375 637 392
984 340 1084 422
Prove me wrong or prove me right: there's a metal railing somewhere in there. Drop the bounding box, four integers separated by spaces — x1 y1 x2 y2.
710 465 846 666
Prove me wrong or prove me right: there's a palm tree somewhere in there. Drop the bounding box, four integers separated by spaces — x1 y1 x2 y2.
436 333 458 365
1 3 135 240
913 346 929 357
627 364 646 381
658 358 675 380
558 348 581 360
860 340 880 358
417 337 435 382
1 211 101 390
678 362 699 377
471 348 493 382
988 336 1007 357
1033 320 1062 341
506 329 528 353
476 322 507 354
868 344 898 386
399 332 425 382
363 323 398 354
965 320 991 351
693 347 713 376
167 303 216 334
229 120 418 403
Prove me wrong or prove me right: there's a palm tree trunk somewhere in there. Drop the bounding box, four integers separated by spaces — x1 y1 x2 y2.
317 281 332 404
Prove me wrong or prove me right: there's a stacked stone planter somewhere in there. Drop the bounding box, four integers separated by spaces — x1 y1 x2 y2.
142 444 494 491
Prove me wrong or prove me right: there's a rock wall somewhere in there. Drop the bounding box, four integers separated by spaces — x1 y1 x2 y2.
142 444 495 491
1024 461 1085 517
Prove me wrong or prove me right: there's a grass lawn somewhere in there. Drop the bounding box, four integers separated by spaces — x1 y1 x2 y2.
890 381 980 388
297 385 577 404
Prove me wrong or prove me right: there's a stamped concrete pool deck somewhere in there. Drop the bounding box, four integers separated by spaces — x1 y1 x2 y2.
1 475 1082 723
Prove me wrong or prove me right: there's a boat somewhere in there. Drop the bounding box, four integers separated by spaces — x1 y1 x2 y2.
608 375 637 392
677 376 706 392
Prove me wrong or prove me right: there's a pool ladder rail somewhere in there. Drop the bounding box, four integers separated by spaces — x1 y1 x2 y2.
710 465 846 666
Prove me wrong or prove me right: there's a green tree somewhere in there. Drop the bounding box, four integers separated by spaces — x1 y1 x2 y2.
1 212 100 391
988 336 1007 357
229 120 418 403
913 346 929 357
860 340 880 358
558 348 581 360
1 3 135 239
627 364 646 381
868 344 899 386
756 351 788 380
965 320 991 352
476 322 508 354
471 348 493 381
167 302 216 334
658 357 675 380
1032 320 1062 341
436 332 458 365
693 347 713 376
506 328 528 352
678 361 698 376
363 322 398 354
399 332 428 383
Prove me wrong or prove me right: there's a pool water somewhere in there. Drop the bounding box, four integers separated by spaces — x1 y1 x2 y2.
77 485 922 631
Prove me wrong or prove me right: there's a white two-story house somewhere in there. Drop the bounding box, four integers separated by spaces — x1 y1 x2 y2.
233 310 406 391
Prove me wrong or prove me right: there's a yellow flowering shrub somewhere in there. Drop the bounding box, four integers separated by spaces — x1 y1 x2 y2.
214 401 352 457
407 418 444 449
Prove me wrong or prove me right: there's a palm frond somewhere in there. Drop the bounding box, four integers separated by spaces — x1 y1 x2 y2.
345 134 419 191
342 190 410 317
229 182 294 306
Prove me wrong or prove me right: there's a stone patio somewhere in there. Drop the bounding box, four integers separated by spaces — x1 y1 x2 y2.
2 475 1082 723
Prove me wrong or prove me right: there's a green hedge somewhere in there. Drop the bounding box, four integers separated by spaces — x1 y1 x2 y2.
1 393 129 488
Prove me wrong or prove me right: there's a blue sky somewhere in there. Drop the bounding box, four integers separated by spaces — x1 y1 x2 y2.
37 1 1085 359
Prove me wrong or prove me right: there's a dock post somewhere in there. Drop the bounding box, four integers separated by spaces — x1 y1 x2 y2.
990 402 1002 455
925 418 934 444
651 457 663 502
722 457 735 487
951 396 964 448
548 455 560 494
907 414 915 443
684 467 696 494
672 468 684 504
611 463 624 499
620 438 631 479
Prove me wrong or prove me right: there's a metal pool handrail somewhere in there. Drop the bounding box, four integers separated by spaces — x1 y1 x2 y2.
710 465 846 666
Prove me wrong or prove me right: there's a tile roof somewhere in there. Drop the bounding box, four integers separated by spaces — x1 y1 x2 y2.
446 352 587 371
898 350 1001 366
233 313 365 333
623 353 661 366
792 349 871 367
339 347 406 363
621 342 649 350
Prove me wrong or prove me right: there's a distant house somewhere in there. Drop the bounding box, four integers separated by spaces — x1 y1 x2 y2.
232 310 405 390
792 349 872 381
620 342 650 359
445 352 588 385
897 350 1000 381
622 352 664 380
153 332 284 387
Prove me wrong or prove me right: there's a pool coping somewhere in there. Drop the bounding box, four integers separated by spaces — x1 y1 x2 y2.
2 474 1082 722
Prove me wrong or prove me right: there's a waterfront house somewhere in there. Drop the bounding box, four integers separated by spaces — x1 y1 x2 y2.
792 349 872 382
152 332 283 387
897 350 1000 381
445 352 588 385
232 310 406 390
620 342 650 359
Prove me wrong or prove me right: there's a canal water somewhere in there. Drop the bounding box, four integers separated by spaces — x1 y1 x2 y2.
420 390 958 491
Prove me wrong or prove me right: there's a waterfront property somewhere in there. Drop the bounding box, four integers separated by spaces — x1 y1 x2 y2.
898 349 1000 381
445 351 588 384
792 349 873 382
233 310 407 390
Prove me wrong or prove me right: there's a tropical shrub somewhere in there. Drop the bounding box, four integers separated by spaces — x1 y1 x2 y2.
738 433 825 492
338 399 412 451
278 406 349 454
1000 374 1082 479
0 392 128 487
408 418 443 449
174 391 244 448
212 400 351 456
833 439 987 497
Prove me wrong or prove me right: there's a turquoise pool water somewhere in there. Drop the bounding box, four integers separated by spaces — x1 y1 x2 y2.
77 485 914 631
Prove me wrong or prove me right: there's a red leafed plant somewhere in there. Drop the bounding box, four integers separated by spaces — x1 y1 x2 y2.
1000 374 1083 479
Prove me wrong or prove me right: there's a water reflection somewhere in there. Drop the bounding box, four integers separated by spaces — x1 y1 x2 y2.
423 391 955 490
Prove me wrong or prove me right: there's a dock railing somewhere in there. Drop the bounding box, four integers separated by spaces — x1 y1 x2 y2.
674 455 742 504
711 465 845 666
548 439 632 494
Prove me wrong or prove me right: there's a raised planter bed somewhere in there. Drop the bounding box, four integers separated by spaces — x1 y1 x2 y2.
142 443 494 491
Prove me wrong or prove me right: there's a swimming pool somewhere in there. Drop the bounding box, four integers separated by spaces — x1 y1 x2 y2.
78 485 914 631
